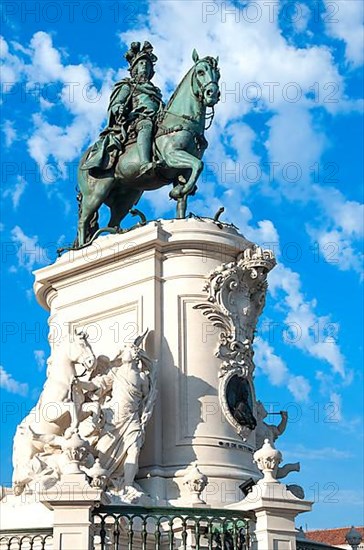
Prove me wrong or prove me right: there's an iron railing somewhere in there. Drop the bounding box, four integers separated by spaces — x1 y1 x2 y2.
0 529 53 550
93 505 253 550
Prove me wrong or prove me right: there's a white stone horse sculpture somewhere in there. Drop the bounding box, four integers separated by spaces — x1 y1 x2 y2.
12 329 96 495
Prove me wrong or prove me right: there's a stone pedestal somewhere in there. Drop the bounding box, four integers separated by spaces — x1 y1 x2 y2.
34 219 260 506
228 482 312 550
41 473 102 550
227 440 313 550
0 488 53 530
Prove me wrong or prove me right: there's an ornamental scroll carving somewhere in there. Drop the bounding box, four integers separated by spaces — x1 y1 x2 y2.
194 246 276 440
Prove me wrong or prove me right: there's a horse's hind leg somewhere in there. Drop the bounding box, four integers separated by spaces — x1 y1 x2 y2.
107 188 142 230
77 172 115 246
78 198 101 247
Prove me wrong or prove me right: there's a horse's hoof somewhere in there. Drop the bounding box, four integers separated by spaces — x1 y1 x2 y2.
169 185 184 200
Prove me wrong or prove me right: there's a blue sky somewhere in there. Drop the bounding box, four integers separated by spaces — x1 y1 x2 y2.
0 0 363 529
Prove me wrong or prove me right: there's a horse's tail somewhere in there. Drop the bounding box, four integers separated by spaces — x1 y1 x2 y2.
89 210 99 241
74 185 99 247
76 186 83 218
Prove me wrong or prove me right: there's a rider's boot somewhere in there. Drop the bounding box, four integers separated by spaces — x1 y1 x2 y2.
136 120 156 177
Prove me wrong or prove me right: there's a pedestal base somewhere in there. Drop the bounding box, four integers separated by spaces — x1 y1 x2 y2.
227 481 313 550
33 219 259 506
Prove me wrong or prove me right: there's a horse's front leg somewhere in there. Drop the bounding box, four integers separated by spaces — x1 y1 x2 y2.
165 150 204 204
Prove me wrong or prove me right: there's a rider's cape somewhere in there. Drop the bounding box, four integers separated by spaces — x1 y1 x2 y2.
81 79 131 171
81 78 163 172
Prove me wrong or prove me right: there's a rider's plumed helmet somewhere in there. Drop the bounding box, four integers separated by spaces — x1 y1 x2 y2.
125 41 158 78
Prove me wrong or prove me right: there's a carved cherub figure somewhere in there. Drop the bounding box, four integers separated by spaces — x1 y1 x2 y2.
255 403 300 482
255 400 288 449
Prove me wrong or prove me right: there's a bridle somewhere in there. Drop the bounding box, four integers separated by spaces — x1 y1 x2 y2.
72 332 94 379
191 59 220 130
157 57 220 135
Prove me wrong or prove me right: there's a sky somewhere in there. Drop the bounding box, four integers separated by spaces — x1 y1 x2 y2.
0 0 363 529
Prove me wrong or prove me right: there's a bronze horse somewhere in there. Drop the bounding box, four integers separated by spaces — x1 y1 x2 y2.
76 50 220 246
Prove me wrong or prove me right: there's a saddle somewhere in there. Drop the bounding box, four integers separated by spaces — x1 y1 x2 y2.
81 124 163 173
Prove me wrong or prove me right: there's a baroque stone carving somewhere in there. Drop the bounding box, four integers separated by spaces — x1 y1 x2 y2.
255 402 301 480
254 439 283 482
183 462 208 505
194 246 276 439
12 329 157 503
12 329 96 495
254 439 304 499
255 401 288 449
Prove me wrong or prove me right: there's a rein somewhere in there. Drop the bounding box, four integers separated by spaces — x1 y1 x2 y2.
160 108 215 133
74 364 88 379
204 106 215 130
158 59 218 133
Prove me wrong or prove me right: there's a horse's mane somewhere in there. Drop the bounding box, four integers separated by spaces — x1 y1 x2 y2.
50 330 88 351
51 333 68 348
165 65 195 111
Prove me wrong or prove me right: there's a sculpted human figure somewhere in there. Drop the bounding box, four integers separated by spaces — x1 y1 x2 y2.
79 334 156 499
255 402 300 481
82 41 164 177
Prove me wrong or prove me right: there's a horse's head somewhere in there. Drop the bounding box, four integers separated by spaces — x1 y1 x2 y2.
70 329 96 372
191 49 220 108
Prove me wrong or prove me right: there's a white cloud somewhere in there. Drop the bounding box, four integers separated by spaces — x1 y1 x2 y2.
315 371 361 434
307 186 364 277
254 336 311 401
265 106 327 198
0 365 28 396
121 0 344 114
313 186 364 238
269 263 346 378
323 0 364 67
0 36 25 88
10 225 48 272
292 3 311 34
282 443 352 460
2 120 17 147
3 176 27 209
1 33 115 178
24 33 114 178
329 391 343 422
34 350 46 371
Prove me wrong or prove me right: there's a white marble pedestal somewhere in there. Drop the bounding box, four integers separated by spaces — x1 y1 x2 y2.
33 218 260 506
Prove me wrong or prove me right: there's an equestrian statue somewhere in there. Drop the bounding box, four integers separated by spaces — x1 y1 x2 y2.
76 41 221 246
